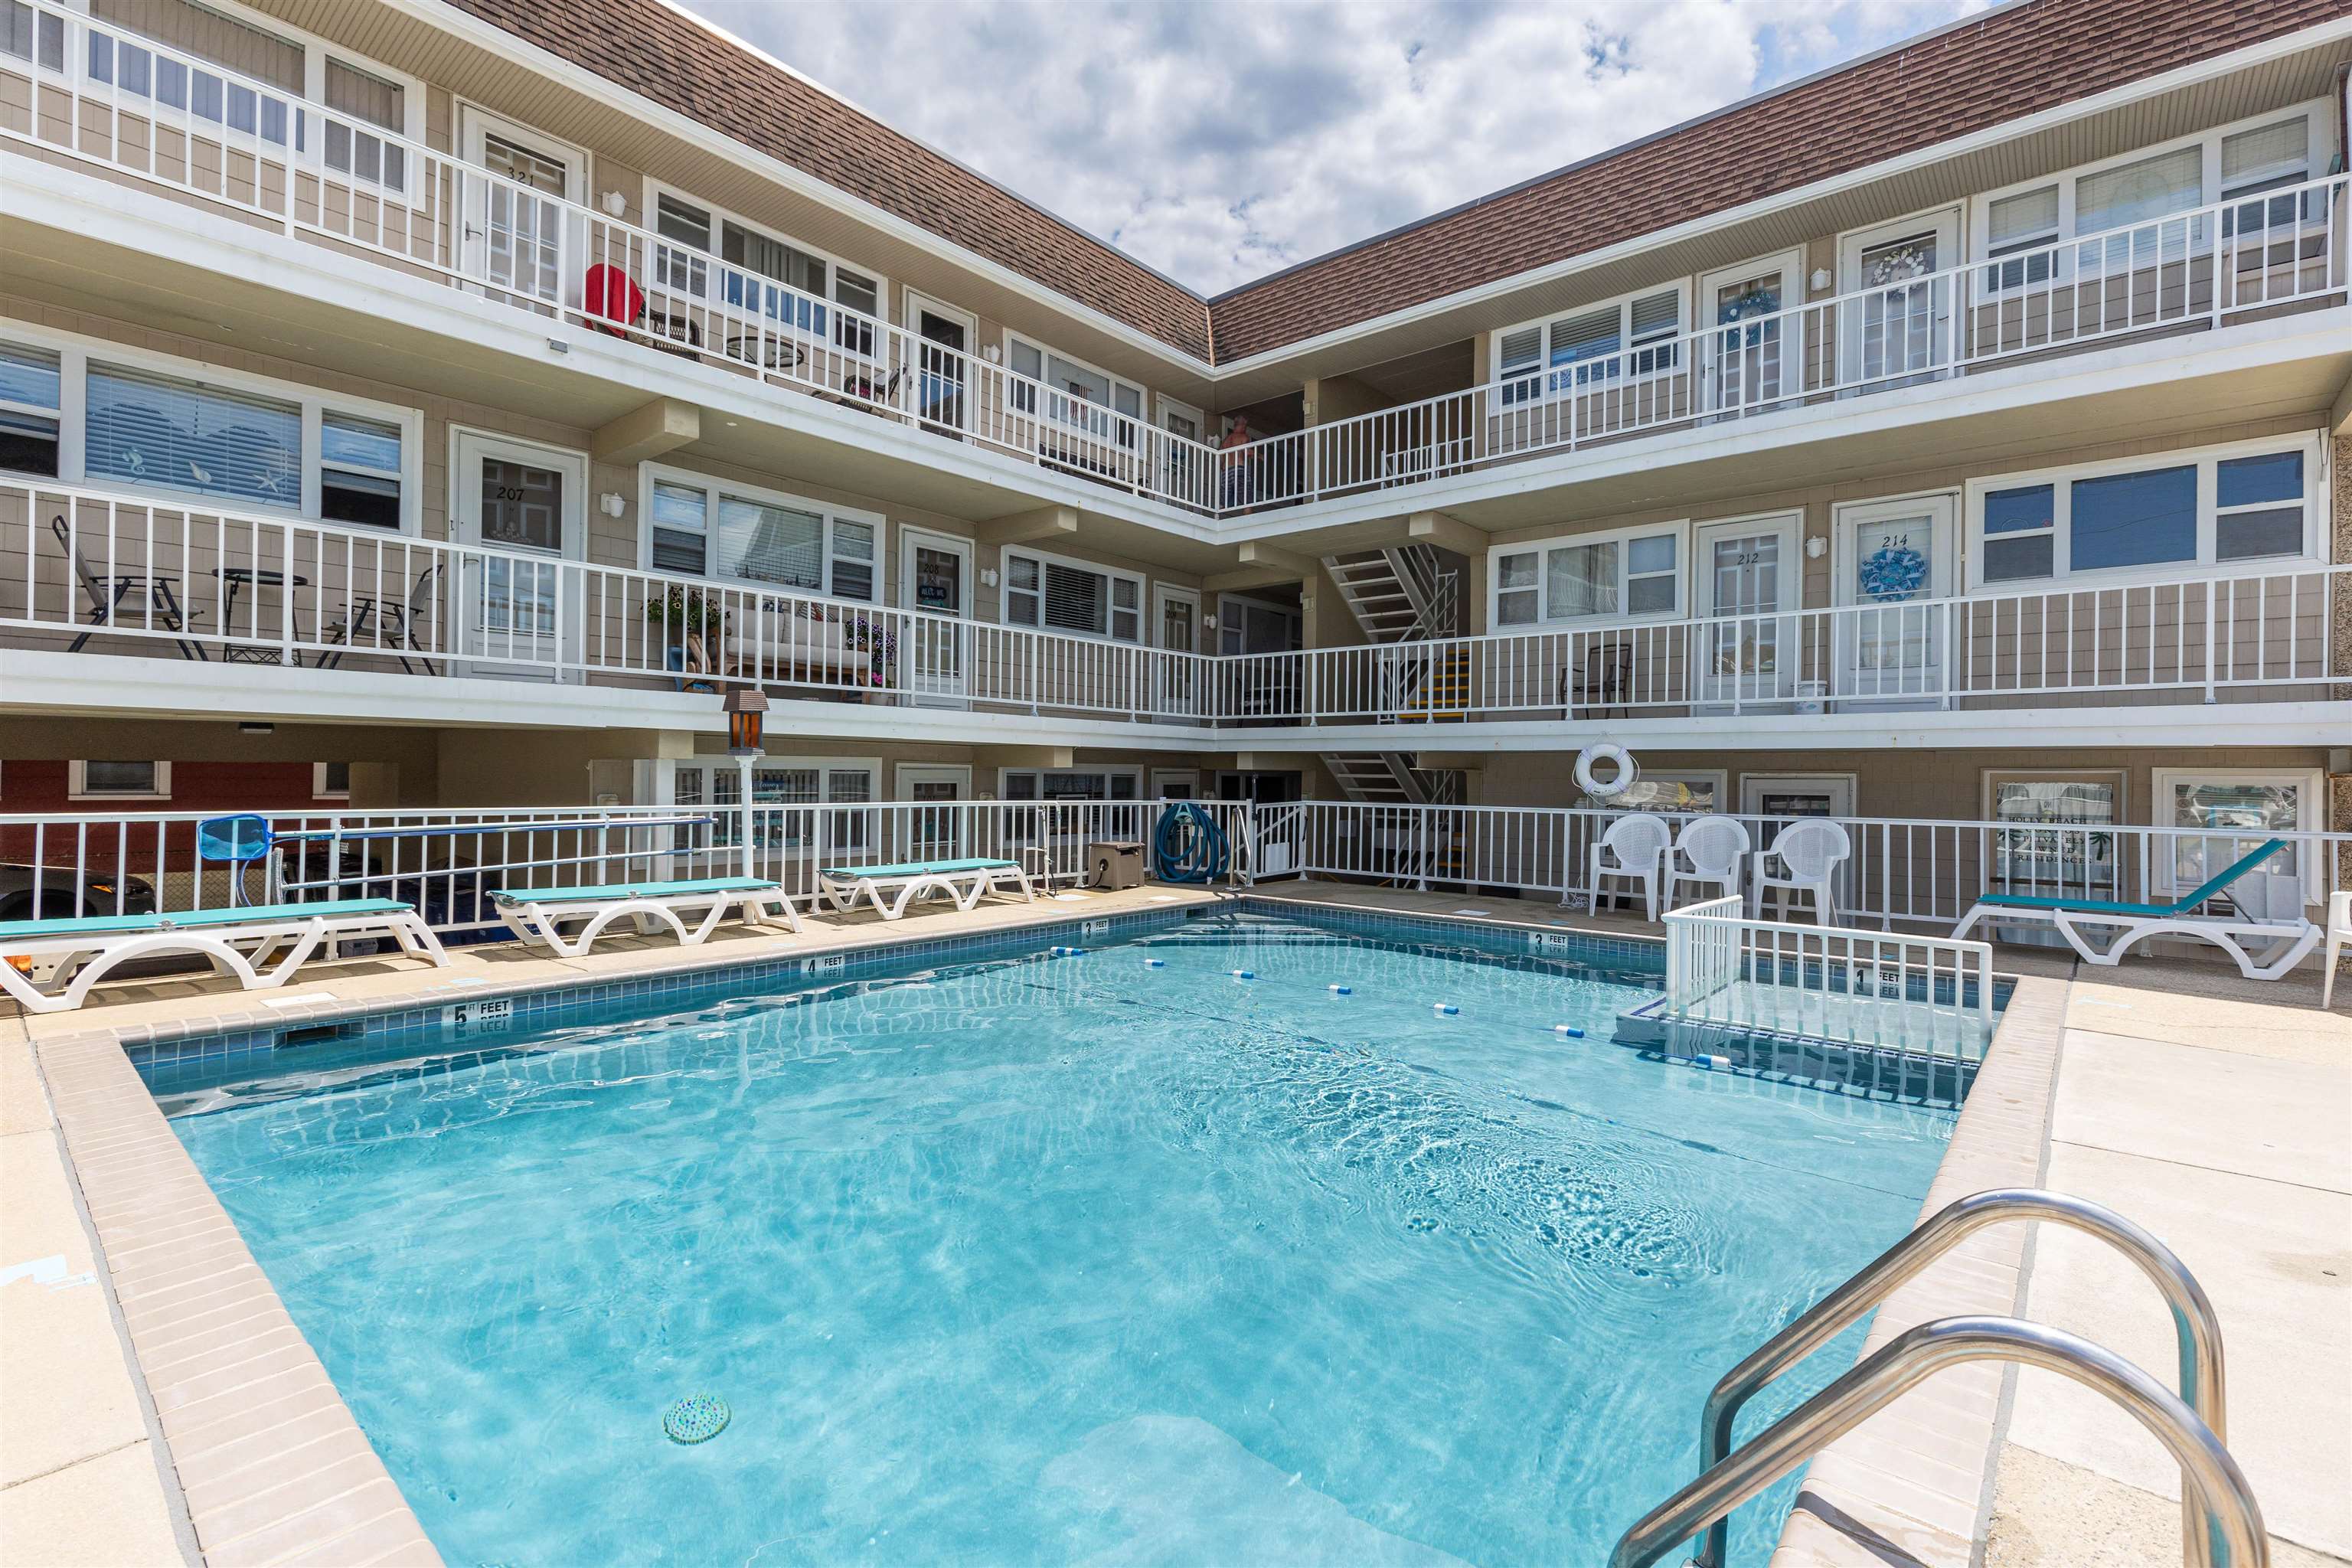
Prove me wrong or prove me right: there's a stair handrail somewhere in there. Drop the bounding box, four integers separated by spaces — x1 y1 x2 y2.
1689 1187 2227 1568
1610 1315 2265 1568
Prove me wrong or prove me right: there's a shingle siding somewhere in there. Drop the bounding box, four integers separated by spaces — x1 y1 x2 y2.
446 0 2347 365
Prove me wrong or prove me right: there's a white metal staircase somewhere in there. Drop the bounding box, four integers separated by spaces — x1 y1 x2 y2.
1320 543 1466 833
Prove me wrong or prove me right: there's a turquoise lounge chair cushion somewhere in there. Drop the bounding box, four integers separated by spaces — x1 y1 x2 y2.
821 858 1018 880
493 876 779 906
0 898 413 942
1977 839 2289 920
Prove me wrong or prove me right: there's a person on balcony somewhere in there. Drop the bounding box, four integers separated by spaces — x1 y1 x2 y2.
1220 415 1256 511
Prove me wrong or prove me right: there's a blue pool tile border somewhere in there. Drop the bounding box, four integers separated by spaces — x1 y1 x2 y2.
122 894 1677 1093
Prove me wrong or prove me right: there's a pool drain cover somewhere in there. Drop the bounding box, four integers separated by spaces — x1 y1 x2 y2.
663 1393 730 1444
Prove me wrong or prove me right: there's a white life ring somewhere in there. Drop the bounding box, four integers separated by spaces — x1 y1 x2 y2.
1574 744 1638 798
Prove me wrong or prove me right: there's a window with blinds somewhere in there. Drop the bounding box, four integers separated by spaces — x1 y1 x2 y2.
644 474 877 600
1003 550 1142 642
322 57 405 191
85 363 300 507
2076 145 2202 237
2220 118 2314 240
0 342 61 479
92 0 301 90
1498 288 1680 403
1004 335 1145 440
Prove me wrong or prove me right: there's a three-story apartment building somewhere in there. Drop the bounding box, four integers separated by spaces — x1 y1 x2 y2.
2 0 2347 916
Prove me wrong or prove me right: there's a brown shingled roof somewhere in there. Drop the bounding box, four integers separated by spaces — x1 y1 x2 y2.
1207 0 2352 361
441 0 1214 360
445 0 2347 367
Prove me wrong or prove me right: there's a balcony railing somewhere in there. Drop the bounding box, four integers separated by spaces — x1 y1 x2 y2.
4 1 2344 524
5 481 2341 727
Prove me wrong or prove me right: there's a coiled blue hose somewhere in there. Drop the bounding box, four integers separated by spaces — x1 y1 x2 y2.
1153 801 1230 884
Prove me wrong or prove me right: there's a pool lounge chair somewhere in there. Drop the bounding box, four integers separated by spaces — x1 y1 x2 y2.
1951 838 2319 980
0 899 448 1014
819 858 1034 921
492 875 802 957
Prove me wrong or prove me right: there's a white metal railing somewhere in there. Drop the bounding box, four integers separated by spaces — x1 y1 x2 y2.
7 480 2337 727
0 798 1250 935
1229 173 2350 511
0 1 1230 514
4 2 2343 525
1663 893 1996 1054
1278 801 2352 931
1216 561 2347 724
2 479 1221 722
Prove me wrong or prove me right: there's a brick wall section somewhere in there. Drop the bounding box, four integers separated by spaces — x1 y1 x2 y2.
1207 0 2352 358
439 0 1211 361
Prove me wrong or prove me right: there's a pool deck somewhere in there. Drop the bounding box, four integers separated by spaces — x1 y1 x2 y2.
2 877 2344 1566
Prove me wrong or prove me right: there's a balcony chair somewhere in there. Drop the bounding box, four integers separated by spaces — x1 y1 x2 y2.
1569 642 1632 718
317 562 444 675
52 514 207 661
1665 815 1751 910
1588 812 1671 922
1749 818 1851 924
1953 838 2321 982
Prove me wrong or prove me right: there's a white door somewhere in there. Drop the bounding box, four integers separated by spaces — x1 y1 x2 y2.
899 527 972 704
449 430 586 678
1150 768 1201 800
1158 397 1207 503
1834 495 1956 710
904 292 973 432
1694 513 1802 707
1837 209 1961 388
1700 251 1803 413
896 764 971 860
1152 584 1200 717
456 107 584 306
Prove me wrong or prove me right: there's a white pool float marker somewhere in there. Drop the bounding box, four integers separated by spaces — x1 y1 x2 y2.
1230 969 1255 980
1553 1024 1586 1038
1050 946 1086 957
1328 984 1351 995
1143 958 1166 968
1433 1002 1459 1016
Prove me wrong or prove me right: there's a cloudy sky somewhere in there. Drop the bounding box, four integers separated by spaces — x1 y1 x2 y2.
678 0 1988 295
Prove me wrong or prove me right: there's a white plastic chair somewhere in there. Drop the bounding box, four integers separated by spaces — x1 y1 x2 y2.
2322 890 2350 1010
1589 813 1671 922
1750 818 1851 924
1666 816 1751 910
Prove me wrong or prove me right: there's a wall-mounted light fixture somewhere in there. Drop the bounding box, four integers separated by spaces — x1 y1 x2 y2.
1804 534 1828 559
983 345 1002 364
599 492 628 518
980 568 999 589
601 190 629 217
237 720 274 735
1808 267 1834 292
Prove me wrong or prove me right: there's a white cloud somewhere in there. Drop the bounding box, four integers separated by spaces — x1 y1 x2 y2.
681 0 1984 293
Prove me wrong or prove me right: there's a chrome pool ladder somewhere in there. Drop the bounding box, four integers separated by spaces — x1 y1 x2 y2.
1609 1187 2264 1568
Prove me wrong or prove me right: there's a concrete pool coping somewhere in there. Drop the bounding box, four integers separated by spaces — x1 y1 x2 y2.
0 878 2150 1565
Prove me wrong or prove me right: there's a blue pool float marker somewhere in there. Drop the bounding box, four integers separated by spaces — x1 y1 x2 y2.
1230 969 1255 980
1050 946 1085 957
1553 1024 1585 1039
1328 983 1351 995
1143 958 1166 968
663 1393 730 1445
1433 1002 1459 1016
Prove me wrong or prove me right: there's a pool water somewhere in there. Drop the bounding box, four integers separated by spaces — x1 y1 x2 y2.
161 909 1955 1566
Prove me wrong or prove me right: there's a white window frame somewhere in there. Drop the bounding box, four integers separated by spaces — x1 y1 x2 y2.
1969 99 2334 264
1003 332 1148 447
1962 433 2324 592
643 179 890 352
311 761 350 800
636 463 884 604
674 755 883 851
1579 768 1727 812
0 322 424 534
77 0 426 139
995 766 1145 802
1488 280 1690 405
1213 590 1302 656
1487 518 1690 629
68 760 172 800
1000 544 1145 645
2150 766 2324 903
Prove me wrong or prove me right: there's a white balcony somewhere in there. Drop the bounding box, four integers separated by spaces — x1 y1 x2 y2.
5 480 2341 743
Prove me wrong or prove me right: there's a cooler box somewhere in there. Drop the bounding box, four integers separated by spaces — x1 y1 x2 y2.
1089 840 1146 890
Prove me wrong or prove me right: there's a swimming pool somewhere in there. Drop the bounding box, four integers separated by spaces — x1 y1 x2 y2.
155 906 1956 1565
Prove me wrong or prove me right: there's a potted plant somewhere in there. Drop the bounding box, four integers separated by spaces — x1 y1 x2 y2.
648 587 727 691
844 613 897 697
